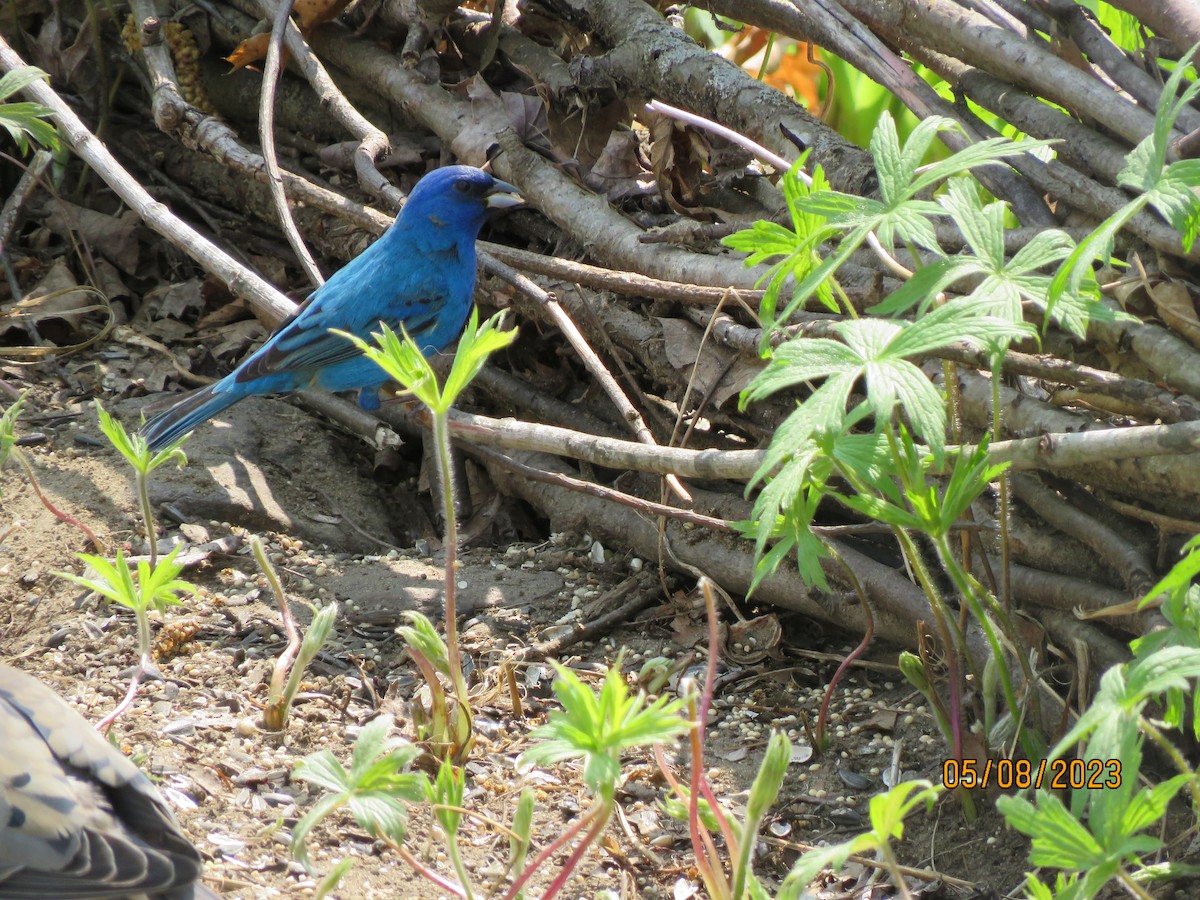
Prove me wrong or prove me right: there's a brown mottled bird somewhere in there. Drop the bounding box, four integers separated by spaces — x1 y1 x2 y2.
0 665 218 899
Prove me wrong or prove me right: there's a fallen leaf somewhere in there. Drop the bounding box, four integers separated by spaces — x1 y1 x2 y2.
1147 278 1200 347
657 317 763 408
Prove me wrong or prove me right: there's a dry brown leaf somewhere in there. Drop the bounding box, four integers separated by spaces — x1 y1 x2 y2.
589 130 656 203
4 259 93 331
42 202 141 275
501 91 553 155
225 33 286 72
1147 279 1200 347
547 98 628 171
657 317 762 408
293 0 353 30
143 280 206 321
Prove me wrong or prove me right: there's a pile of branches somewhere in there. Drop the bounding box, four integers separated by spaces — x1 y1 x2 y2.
3 0 1199 682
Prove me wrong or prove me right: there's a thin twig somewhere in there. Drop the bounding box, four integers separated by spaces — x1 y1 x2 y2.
481 252 694 504
261 0 324 288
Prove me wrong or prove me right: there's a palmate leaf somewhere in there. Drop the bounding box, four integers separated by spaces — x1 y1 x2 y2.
523 660 686 794
747 296 1028 456
1049 46 1200 324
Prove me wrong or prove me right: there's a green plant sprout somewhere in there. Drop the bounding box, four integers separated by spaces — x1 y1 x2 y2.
95 400 188 568
510 657 688 900
394 609 471 762
779 780 943 900
252 536 339 731
60 544 194 732
291 661 686 897
337 308 516 762
0 65 59 154
290 717 456 894
1 391 104 550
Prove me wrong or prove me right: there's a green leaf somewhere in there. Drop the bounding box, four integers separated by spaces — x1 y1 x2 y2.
290 792 348 871
0 66 51 102
867 256 977 317
396 611 451 677
1122 773 1190 835
294 750 353 794
997 791 1105 870
522 658 687 795
441 308 517 407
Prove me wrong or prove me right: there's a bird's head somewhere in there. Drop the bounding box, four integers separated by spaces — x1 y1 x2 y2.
400 165 523 235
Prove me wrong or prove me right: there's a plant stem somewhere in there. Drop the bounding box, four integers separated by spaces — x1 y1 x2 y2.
893 527 966 761
389 839 467 898
991 356 1012 609
501 801 603 900
136 467 156 568
432 408 469 709
255 536 302 730
12 447 105 552
536 801 612 900
445 829 475 900
816 546 874 748
878 840 915 900
1114 867 1155 900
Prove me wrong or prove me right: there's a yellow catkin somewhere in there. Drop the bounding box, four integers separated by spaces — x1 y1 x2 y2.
123 16 217 115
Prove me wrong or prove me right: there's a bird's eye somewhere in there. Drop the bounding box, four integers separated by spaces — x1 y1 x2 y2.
454 180 475 194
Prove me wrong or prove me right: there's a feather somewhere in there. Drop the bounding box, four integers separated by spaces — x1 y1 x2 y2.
0 665 218 899
141 166 522 450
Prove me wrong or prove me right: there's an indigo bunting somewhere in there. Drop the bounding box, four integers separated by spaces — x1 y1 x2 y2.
0 664 219 899
141 166 522 450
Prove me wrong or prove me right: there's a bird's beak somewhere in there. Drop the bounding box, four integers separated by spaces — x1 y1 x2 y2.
485 180 524 209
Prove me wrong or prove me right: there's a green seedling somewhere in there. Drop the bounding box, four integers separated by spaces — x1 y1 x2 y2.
95 400 188 568
254 536 338 731
290 716 459 894
513 655 688 900
60 544 194 732
395 610 472 763
779 780 942 900
338 308 516 761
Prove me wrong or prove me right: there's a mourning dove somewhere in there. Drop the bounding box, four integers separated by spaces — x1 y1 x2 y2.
0 664 219 899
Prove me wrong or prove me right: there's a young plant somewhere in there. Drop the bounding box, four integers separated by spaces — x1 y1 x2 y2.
337 309 516 761
95 400 188 568
778 779 943 900
59 544 195 731
253 536 339 731
394 610 472 762
513 655 688 900
995 539 1200 899
290 717 458 894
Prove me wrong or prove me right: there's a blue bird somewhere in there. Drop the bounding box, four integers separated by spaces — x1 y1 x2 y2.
141 166 522 450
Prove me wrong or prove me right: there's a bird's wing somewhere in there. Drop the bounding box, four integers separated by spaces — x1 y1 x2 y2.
0 666 208 899
231 229 463 386
233 291 444 385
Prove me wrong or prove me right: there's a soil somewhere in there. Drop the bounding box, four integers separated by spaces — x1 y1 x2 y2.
0 382 1035 900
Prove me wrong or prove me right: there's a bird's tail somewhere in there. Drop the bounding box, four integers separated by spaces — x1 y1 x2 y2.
141 384 237 451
